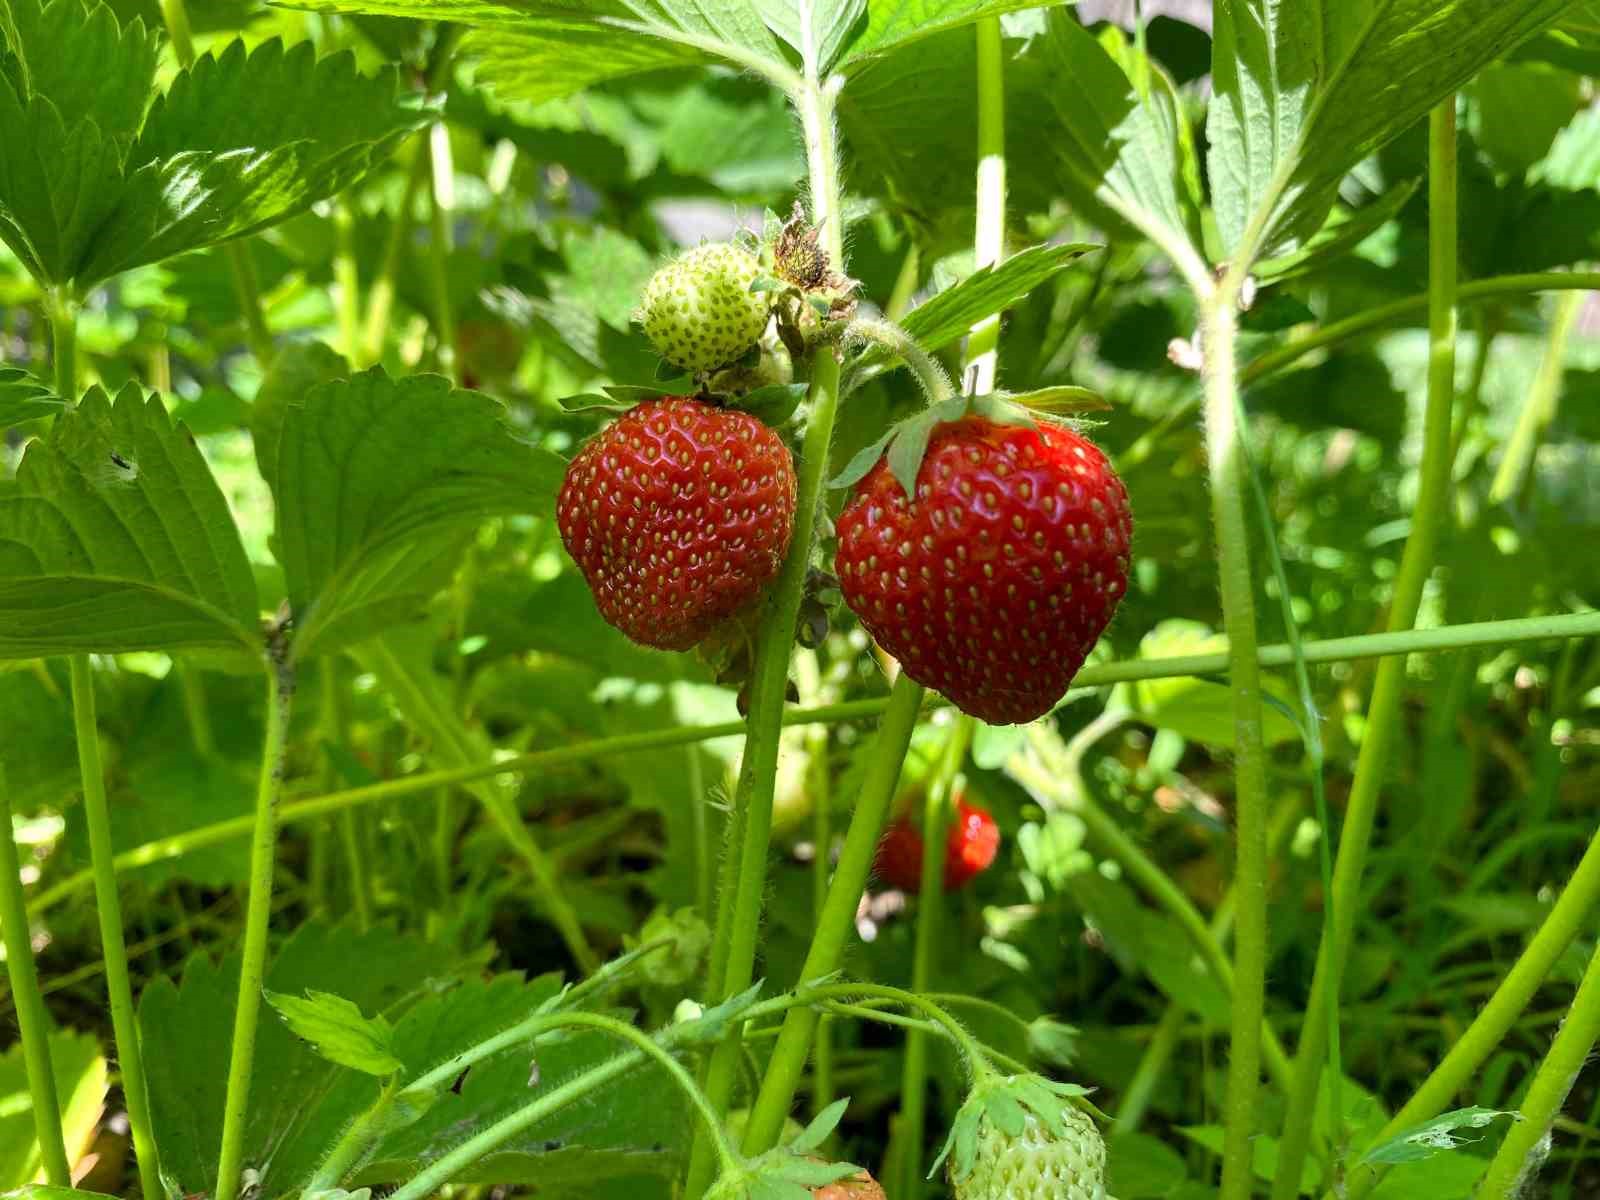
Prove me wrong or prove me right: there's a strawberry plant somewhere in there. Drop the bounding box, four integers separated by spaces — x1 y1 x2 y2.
1 1 1599 1200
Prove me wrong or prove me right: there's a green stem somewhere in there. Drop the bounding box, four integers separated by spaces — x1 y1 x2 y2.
72 656 165 1200
1488 288 1580 505
0 761 71 1187
176 660 217 758
333 199 364 364
361 145 429 368
739 673 927 1156
885 242 921 322
158 0 194 63
1475 940 1600 1198
26 610 1600 923
53 289 165 1200
1014 726 1293 1093
226 242 274 367
846 317 957 404
426 121 458 382
689 744 711 920
798 80 844 268
897 716 973 1199
688 349 844 1197
1240 272 1598 386
1341 824 1600 1200
320 661 370 931
1119 794 1306 1131
1271 101 1460 1200
963 16 1006 397
213 648 294 1200
1200 292 1273 1200
803 657 834 1121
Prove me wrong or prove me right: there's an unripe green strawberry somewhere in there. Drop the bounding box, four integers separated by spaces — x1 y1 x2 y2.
954 1105 1106 1200
638 243 771 372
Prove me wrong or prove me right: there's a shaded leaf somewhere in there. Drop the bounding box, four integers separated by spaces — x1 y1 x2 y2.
1360 1107 1517 1166
0 366 66 431
0 385 260 659
264 368 566 659
0 1032 105 1190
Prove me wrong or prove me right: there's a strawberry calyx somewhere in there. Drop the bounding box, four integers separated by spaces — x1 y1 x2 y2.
705 1097 868 1200
930 1071 1103 1184
558 380 809 429
832 389 1107 501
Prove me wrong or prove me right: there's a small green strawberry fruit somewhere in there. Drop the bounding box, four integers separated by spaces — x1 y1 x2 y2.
638 242 772 373
935 1073 1107 1200
956 1105 1106 1200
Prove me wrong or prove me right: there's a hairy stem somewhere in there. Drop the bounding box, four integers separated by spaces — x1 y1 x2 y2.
1476 939 1600 1198
740 673 927 1155
1341 824 1600 1200
26 611 1600 924
51 292 166 1200
898 715 975 1198
1270 100 1459 1200
1200 291 1273 1200
214 650 295 1200
0 762 71 1187
847 317 958 404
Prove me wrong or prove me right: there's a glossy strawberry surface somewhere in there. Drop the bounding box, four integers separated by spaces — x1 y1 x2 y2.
557 398 796 650
837 417 1132 724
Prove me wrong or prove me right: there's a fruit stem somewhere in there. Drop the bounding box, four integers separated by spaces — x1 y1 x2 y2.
213 642 294 1200
896 713 974 1199
1197 289 1273 1200
426 120 458 382
1339 822 1600 1200
686 352 846 1197
846 317 957 405
0 760 72 1187
1476 938 1600 1198
738 673 927 1156
1269 99 1459 1200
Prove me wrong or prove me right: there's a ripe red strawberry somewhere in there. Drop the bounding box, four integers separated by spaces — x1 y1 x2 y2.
836 417 1132 724
876 797 1001 893
557 397 796 651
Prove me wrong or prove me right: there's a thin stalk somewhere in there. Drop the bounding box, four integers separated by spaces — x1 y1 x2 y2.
1240 272 1599 386
1341 824 1600 1200
1488 289 1580 505
0 762 71 1187
158 0 194 63
26 610 1600 923
176 661 217 758
897 715 974 1199
963 16 1007 397
688 349 845 1196
847 317 957 404
333 200 364 363
689 745 711 920
1475 940 1600 1198
1119 794 1306 1131
1270 100 1459 1200
320 662 370 930
72 656 165 1200
1012 731 1292 1092
52 290 166 1200
426 120 458 382
739 673 927 1155
1199 291 1273 1200
885 242 921 322
226 242 273 367
802 655 834 1120
213 648 294 1200
361 146 429 367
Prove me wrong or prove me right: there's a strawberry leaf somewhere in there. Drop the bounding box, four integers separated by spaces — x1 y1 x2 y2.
0 366 66 431
1359 1107 1518 1165
730 382 808 427
264 989 403 1076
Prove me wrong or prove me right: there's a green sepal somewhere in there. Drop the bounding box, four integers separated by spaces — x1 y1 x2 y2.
557 393 633 414
833 394 968 499
983 385 1112 416
930 1072 1100 1183
606 383 692 403
788 1097 850 1155
750 274 790 294
729 383 808 427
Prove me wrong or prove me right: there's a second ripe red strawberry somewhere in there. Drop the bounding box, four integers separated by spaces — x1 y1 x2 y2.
836 416 1132 724
876 797 1001 893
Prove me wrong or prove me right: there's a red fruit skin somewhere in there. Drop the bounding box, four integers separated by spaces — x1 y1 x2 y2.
557 398 797 651
875 799 1001 893
837 417 1132 724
